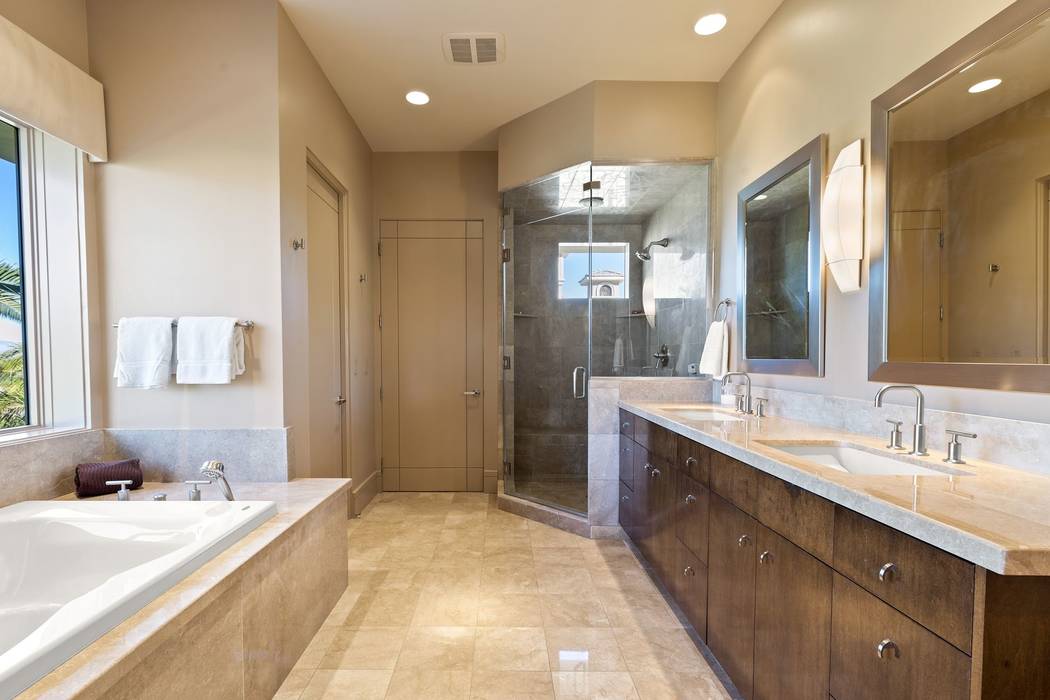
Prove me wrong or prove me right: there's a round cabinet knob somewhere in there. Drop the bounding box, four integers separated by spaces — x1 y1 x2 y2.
685 456 697 468
759 550 773 564
737 534 750 548
684 494 697 505
878 562 897 582
876 638 900 660
643 463 653 473
650 468 661 479
622 422 631 431
683 566 696 577
621 495 629 502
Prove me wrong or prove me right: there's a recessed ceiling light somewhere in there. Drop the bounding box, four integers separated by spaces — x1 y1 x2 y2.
405 90 430 105
968 78 1001 94
694 13 727 36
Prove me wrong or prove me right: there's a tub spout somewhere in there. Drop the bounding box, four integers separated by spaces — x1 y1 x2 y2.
199 460 235 501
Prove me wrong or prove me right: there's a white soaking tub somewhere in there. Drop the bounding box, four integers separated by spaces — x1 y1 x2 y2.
0 499 277 698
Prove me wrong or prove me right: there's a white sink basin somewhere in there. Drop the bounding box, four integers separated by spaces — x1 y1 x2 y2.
664 408 745 423
764 443 967 477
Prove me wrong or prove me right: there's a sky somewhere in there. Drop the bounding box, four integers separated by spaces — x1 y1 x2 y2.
0 159 20 266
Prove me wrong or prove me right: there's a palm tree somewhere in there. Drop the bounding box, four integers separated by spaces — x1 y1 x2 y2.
0 260 26 427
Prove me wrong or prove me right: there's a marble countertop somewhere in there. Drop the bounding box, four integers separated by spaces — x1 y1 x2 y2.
26 478 351 698
621 401 1050 576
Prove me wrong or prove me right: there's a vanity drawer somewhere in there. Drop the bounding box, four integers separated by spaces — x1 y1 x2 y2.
619 435 634 489
709 451 758 516
618 408 634 438
675 470 709 564
830 574 971 700
673 539 708 641
676 435 710 484
634 417 651 451
833 506 974 652
755 470 834 564
650 424 676 463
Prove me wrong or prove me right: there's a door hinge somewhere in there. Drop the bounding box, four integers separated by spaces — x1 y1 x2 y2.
501 247 510 263
378 241 382 257
503 355 511 370
939 305 944 321
938 231 944 248
378 314 382 330
379 386 384 401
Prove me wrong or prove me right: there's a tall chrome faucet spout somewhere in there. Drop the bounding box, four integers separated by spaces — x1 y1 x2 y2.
721 372 753 415
874 384 927 456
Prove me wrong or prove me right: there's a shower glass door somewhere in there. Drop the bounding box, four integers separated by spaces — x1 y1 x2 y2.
501 162 595 515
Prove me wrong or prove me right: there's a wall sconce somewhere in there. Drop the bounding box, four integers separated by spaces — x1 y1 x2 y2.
821 139 864 293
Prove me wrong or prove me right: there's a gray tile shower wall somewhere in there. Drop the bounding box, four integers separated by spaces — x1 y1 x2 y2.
0 429 105 507
103 428 292 483
730 383 1050 476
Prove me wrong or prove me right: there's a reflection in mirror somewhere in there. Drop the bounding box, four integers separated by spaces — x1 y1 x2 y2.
737 135 825 376
886 14 1050 364
744 164 811 360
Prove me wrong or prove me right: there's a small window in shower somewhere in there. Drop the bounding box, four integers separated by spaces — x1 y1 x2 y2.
557 242 629 300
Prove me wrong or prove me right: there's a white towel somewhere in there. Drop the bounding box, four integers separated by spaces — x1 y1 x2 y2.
698 320 729 379
175 317 245 384
113 317 175 389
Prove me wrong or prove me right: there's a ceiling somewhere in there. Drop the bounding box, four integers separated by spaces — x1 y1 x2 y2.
504 162 709 226
279 0 784 151
891 14 1050 141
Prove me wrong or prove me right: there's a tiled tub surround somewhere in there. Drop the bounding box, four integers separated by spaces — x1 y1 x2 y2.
587 379 709 535
22 479 349 699
725 384 1050 478
623 400 1050 575
0 430 104 508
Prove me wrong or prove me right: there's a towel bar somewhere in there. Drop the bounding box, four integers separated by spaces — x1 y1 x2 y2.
112 320 255 329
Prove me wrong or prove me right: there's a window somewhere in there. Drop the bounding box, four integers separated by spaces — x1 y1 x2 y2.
0 120 28 428
557 242 629 299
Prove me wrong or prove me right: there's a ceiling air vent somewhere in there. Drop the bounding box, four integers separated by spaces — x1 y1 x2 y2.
442 33 505 65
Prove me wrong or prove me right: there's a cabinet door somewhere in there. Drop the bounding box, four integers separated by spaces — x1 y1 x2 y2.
619 435 634 489
648 458 676 582
674 539 709 641
619 480 634 535
675 470 709 564
631 443 652 556
708 493 758 699
754 525 832 700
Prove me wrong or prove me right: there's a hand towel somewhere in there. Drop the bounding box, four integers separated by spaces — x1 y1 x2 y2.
175 317 245 384
113 317 174 388
698 320 729 379
74 459 143 498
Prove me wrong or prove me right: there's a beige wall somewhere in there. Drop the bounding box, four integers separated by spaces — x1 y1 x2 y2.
714 0 1050 422
498 81 717 191
277 7 377 509
372 152 501 490
0 0 89 71
87 0 285 429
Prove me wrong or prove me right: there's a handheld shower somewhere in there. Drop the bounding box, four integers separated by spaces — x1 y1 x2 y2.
635 238 670 261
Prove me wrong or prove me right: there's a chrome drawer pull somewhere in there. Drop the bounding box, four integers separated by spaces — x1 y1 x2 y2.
684 494 697 505
643 463 653 473
878 562 897 582
621 495 629 502
650 468 661 479
622 422 631 431
759 550 772 564
685 456 698 468
737 534 750 547
683 566 695 577
876 639 900 659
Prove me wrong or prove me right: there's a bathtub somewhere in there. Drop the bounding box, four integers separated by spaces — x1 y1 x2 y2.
0 499 277 698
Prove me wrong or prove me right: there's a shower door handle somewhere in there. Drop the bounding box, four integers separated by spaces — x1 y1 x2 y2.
572 366 587 399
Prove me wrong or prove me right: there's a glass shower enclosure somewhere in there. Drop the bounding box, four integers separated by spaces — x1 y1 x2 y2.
501 161 711 515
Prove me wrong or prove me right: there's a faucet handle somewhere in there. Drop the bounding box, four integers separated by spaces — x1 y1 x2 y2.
944 430 976 465
106 480 133 501
185 479 211 501
754 398 767 418
885 420 904 450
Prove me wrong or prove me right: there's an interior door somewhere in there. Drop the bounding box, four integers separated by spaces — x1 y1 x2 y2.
380 220 483 491
306 167 346 478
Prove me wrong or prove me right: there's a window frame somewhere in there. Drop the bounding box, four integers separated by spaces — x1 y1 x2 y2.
556 241 630 301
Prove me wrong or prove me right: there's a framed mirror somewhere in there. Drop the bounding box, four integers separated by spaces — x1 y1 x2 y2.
737 135 827 376
870 0 1050 392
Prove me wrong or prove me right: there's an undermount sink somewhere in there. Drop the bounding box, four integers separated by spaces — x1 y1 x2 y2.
762 443 969 477
664 408 744 423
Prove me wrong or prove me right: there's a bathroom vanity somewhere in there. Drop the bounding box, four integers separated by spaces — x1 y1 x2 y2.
618 403 1050 699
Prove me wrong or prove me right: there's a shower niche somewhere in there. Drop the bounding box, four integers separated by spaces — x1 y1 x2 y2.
501 161 712 515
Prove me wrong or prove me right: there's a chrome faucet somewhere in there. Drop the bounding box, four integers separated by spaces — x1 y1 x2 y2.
874 384 928 456
722 372 753 414
199 460 235 501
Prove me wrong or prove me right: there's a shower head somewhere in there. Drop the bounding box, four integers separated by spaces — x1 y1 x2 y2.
635 238 670 261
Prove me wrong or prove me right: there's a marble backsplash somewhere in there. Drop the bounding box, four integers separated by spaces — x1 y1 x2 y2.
0 427 292 507
720 383 1050 477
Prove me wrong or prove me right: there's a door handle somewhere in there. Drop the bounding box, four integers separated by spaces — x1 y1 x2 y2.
463 390 481 397
334 396 347 405
572 366 587 399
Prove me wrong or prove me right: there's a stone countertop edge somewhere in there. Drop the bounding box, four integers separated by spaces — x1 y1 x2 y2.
23 478 351 699
618 401 1048 576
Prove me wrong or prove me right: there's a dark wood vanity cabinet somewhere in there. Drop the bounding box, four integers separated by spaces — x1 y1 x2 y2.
617 409 1050 699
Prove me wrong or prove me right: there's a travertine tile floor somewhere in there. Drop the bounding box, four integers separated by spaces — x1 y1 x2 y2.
275 492 730 700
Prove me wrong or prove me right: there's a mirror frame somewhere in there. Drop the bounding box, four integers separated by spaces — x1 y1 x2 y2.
869 0 1050 392
737 134 827 377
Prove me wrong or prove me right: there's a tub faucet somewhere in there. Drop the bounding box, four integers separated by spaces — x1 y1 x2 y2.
199 460 235 501
722 372 753 414
874 384 928 456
